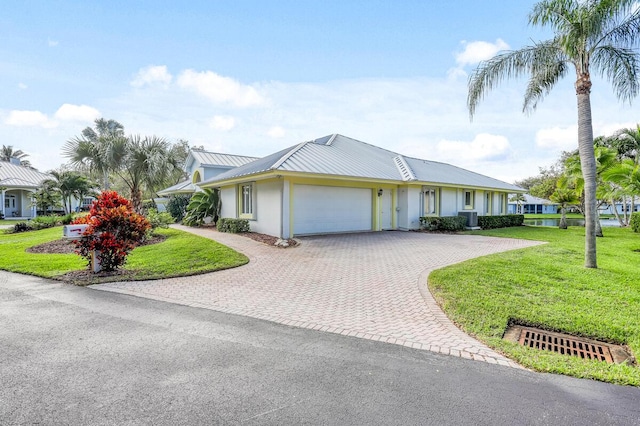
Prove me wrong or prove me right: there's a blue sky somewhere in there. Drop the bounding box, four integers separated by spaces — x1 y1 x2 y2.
2 1 638 182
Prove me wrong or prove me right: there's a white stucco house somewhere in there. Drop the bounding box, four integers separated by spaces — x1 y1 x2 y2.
158 148 259 197
199 134 524 238
0 160 51 219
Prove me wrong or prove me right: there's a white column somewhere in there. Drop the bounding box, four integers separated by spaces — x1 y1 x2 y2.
281 179 290 239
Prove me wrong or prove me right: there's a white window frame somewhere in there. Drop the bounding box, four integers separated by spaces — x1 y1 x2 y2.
463 189 475 210
485 192 492 215
423 187 439 216
239 183 255 219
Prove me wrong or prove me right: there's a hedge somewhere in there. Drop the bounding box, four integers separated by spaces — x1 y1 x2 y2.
477 214 524 230
217 218 250 233
419 216 467 232
630 212 640 233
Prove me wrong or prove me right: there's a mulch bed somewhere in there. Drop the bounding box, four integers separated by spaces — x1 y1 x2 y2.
237 232 299 248
26 234 167 255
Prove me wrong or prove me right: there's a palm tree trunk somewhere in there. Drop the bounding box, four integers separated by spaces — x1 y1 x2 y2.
595 209 603 237
576 84 597 268
611 198 624 226
559 206 568 229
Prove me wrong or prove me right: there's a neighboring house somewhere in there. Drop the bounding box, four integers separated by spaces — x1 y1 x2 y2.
508 194 558 214
0 159 51 218
158 149 259 197
200 134 524 238
599 198 640 215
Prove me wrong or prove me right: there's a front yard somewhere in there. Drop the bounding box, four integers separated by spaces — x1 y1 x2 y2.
0 226 248 285
429 225 640 386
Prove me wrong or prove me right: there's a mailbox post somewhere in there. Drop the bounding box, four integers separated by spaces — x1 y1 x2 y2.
62 225 102 273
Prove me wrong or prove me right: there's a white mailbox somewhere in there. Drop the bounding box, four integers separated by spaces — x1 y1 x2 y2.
62 224 89 239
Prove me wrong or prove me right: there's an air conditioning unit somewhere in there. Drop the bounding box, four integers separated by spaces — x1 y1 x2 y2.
458 211 478 227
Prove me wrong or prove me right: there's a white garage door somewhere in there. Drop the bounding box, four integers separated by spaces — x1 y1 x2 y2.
293 185 372 235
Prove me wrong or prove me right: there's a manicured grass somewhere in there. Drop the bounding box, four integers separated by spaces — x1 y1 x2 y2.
0 227 248 285
429 225 640 386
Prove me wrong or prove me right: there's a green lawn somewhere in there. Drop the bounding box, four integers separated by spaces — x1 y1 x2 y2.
429 225 640 386
0 226 248 285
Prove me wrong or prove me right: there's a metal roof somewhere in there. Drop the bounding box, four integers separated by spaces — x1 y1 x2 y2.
0 161 50 188
189 149 259 169
508 194 558 205
156 179 197 196
201 134 523 192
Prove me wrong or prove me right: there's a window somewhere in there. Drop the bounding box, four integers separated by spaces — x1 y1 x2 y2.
485 192 492 215
463 190 475 210
499 194 506 214
239 183 255 218
423 187 438 216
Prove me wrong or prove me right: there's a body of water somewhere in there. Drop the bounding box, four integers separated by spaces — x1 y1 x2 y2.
524 218 621 227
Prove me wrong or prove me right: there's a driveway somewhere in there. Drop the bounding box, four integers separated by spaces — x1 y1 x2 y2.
93 225 542 367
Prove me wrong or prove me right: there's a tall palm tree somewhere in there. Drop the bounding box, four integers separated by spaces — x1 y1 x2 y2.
114 135 180 212
62 118 125 190
1 145 31 167
468 0 640 268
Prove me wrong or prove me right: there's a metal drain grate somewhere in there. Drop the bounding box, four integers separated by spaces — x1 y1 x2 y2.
519 328 613 363
503 325 634 364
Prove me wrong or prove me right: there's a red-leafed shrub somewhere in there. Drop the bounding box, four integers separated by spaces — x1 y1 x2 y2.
72 191 151 272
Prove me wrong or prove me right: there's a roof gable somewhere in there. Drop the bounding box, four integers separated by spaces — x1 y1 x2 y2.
0 161 50 188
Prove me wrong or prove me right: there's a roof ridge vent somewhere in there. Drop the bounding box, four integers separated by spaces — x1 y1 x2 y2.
326 134 338 145
393 155 416 181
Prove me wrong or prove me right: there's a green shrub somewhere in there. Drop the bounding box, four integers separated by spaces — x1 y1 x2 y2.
630 212 640 233
478 214 525 230
217 218 250 233
12 222 33 233
167 194 191 221
419 216 467 232
31 215 60 230
183 189 221 226
60 213 75 225
146 208 175 230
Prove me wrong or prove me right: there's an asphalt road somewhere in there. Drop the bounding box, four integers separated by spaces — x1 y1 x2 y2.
1 272 639 425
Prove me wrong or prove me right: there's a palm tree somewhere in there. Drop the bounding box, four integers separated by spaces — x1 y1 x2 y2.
468 0 640 268
32 181 62 214
1 145 31 167
549 187 580 229
612 124 640 164
509 193 526 214
45 170 98 214
602 158 640 218
114 135 180 212
62 118 125 190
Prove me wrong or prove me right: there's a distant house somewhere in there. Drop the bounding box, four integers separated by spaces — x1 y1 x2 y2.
0 160 50 219
599 199 640 215
158 149 258 197
508 194 558 214
200 134 525 238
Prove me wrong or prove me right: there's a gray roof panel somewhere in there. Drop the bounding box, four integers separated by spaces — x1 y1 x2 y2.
201 134 523 192
0 162 50 188
190 150 259 168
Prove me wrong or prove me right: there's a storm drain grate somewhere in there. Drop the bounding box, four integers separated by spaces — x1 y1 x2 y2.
519 328 613 362
503 325 634 365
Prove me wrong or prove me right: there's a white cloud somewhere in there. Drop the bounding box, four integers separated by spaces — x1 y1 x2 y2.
18 83 28 90
436 133 511 161
47 38 59 47
54 104 100 122
131 65 173 88
209 115 236 131
267 126 286 138
535 126 578 150
4 110 57 128
455 39 509 66
177 69 265 107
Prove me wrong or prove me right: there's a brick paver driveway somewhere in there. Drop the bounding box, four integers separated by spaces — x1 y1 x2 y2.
93 225 542 367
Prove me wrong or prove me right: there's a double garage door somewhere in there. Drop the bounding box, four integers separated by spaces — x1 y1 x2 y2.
292 185 372 235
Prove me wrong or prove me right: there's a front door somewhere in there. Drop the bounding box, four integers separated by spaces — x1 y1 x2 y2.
4 195 17 217
380 189 393 230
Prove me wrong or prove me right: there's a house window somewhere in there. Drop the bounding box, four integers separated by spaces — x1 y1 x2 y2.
5 196 15 209
423 187 438 216
499 194 506 214
463 190 475 210
239 183 255 218
485 192 492 215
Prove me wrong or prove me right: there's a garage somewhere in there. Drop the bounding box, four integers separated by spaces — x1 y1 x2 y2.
292 185 372 235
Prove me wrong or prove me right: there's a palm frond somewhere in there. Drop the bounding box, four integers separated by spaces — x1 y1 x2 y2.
592 45 640 102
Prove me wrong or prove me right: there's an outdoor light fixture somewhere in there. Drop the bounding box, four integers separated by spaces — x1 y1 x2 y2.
377 189 383 197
